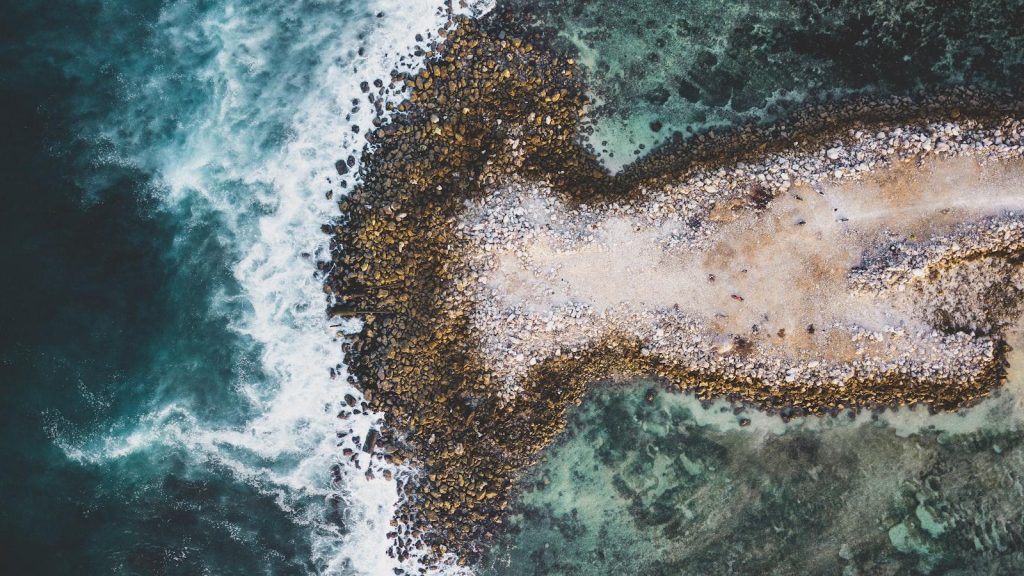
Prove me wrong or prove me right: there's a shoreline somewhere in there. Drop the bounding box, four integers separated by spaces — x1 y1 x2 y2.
325 13 1024 569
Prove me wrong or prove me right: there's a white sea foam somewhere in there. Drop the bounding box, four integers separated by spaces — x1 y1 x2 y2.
54 0 488 574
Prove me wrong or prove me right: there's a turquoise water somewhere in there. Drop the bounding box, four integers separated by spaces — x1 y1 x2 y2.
503 0 1024 170
481 386 1024 575
1 0 452 573
3 0 1024 574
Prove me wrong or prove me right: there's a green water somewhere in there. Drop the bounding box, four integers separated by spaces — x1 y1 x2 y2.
5 0 1023 572
503 0 1024 170
481 386 1024 575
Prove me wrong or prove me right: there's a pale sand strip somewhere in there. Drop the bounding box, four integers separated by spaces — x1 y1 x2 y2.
456 119 1024 401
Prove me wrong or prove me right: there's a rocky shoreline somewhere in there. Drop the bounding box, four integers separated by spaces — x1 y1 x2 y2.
324 12 1024 572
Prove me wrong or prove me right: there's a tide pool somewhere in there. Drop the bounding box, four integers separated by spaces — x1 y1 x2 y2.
482 385 1024 575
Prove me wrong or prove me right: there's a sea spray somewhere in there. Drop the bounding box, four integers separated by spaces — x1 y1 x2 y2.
48 0 488 573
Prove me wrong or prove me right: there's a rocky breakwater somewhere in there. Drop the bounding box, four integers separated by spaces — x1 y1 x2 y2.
324 12 1024 571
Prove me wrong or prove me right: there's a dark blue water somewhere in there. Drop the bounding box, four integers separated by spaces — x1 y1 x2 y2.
0 2 303 573
2 0 1023 574
1 0 449 573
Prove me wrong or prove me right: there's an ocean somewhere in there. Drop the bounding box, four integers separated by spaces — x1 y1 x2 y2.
1 0 1023 574
0 0 463 573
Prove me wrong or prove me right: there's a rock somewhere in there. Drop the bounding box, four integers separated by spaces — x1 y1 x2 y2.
363 429 379 454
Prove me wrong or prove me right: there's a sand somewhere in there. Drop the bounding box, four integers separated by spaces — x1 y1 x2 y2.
459 125 1024 398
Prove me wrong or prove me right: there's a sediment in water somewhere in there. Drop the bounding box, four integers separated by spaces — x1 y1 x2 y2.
324 12 1024 569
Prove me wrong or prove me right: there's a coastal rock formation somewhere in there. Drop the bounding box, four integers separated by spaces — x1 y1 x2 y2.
324 13 1024 570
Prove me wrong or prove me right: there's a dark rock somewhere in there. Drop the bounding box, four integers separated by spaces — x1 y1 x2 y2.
748 183 773 209
363 428 379 453
676 77 702 101
643 86 671 106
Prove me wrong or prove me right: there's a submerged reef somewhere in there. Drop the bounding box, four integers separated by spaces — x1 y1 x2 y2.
500 0 1024 168
479 387 1024 575
324 13 1024 568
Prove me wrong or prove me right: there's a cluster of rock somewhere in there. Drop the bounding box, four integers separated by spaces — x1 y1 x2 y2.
458 118 1024 411
324 11 1024 573
326 14 603 570
852 215 1024 290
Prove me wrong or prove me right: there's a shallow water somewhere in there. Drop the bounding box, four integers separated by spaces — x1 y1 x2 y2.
481 385 1024 575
